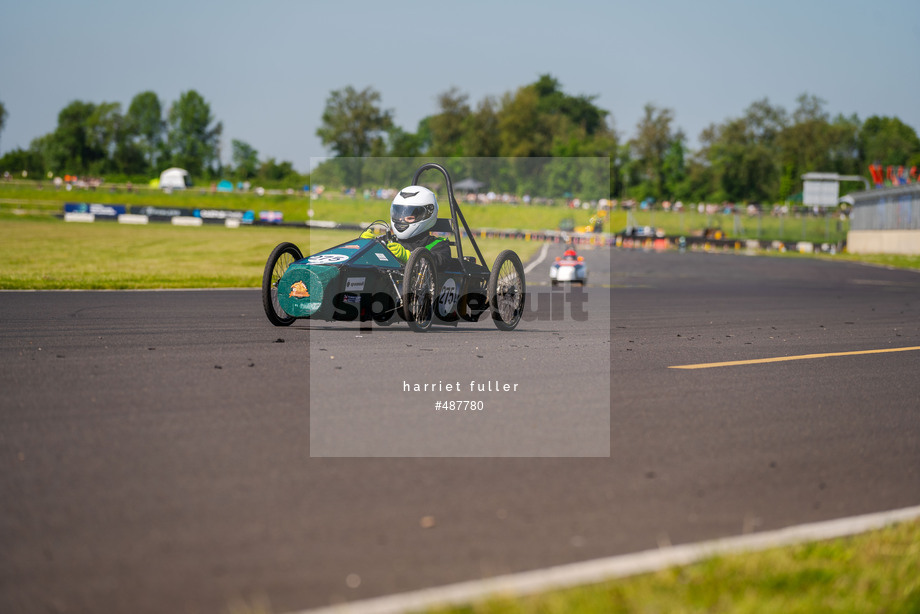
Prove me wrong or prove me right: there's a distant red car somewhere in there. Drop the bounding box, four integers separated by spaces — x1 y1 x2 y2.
550 249 587 286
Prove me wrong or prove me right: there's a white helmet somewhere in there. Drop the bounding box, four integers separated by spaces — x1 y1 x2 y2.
390 186 438 240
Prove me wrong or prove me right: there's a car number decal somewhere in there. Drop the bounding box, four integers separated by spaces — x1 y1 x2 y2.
307 253 350 264
437 278 458 316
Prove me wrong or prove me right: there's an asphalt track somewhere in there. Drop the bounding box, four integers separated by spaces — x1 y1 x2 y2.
2 247 920 613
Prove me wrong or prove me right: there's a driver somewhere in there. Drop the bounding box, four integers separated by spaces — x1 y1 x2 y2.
361 186 451 268
563 247 578 259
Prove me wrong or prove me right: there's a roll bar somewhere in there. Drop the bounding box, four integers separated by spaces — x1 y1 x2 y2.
411 163 486 272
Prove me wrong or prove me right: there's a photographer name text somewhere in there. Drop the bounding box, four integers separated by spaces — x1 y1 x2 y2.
403 380 519 393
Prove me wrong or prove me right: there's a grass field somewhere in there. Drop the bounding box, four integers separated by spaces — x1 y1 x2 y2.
0 216 542 289
433 518 920 614
4 181 915 289
0 182 600 231
621 208 849 245
818 252 920 271
0 181 306 219
1 181 850 244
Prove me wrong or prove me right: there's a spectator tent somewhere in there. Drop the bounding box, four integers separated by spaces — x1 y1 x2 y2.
159 168 191 190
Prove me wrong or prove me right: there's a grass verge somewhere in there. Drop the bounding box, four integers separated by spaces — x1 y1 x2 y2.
1 182 850 244
432 518 920 614
820 252 920 271
0 217 541 289
757 249 920 272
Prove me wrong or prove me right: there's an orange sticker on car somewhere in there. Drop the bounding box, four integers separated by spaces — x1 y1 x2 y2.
289 281 310 298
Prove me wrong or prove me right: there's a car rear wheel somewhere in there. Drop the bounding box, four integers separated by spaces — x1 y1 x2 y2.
488 250 526 331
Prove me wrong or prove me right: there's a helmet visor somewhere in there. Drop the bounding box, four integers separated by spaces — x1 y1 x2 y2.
391 204 434 225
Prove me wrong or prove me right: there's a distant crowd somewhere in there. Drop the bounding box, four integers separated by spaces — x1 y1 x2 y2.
316 184 846 219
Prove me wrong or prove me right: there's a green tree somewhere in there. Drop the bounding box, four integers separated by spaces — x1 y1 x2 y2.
461 96 501 157
497 86 551 157
36 100 104 174
681 146 716 202
827 113 862 176
414 117 433 154
387 126 424 157
702 98 787 202
859 115 920 168
125 91 164 172
781 94 831 174
613 143 636 198
0 148 44 176
0 100 7 150
662 132 687 200
316 86 393 158
258 157 296 182
165 90 222 178
457 97 504 190
232 139 259 179
316 86 393 186
777 94 861 197
427 87 471 157
630 103 676 201
533 74 607 136
86 102 125 174
492 75 616 196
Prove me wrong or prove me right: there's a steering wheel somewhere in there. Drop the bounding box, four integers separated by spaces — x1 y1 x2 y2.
363 220 393 244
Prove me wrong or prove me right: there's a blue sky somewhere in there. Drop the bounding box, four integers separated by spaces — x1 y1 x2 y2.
1 0 917 174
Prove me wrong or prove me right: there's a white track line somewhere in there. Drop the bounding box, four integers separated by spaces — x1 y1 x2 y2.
291 505 920 614
523 243 550 275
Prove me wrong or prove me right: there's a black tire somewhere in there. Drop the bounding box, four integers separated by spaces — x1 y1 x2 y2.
401 249 437 332
262 242 302 326
488 250 526 331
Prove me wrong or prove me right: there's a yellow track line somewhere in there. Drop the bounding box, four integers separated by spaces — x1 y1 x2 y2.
669 346 920 370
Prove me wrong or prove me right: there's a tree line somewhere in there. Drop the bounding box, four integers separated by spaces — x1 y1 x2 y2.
2 75 919 201
313 76 616 198
0 91 304 185
315 75 920 202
